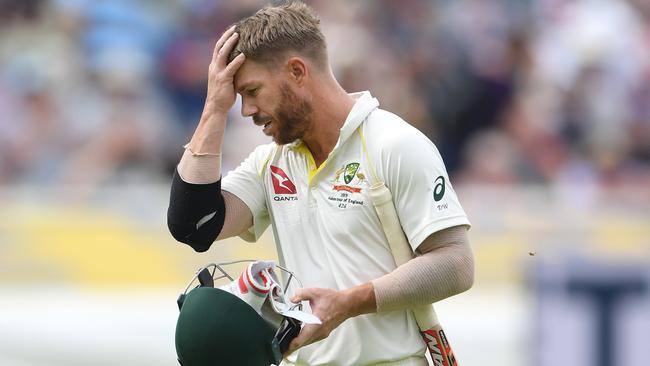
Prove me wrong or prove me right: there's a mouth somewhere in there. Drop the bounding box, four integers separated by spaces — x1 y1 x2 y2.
253 116 271 126
254 117 273 134
262 120 273 135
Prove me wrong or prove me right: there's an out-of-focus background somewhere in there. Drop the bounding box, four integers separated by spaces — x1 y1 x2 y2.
1 0 649 365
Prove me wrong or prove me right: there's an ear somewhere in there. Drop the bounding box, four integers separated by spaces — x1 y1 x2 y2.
286 57 307 86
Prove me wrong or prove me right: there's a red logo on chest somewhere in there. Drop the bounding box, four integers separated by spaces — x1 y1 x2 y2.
270 165 297 195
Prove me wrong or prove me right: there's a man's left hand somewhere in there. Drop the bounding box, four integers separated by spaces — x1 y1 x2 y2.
283 288 348 356
283 283 376 356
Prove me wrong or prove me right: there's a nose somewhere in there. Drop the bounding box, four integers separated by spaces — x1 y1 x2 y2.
241 97 259 118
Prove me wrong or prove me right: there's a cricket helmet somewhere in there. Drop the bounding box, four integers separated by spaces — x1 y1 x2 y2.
175 261 305 366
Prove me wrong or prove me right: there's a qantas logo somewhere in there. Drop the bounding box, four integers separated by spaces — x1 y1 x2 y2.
270 165 297 195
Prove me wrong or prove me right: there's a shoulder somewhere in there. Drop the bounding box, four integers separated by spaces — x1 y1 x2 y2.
248 142 278 163
228 142 277 176
363 108 438 158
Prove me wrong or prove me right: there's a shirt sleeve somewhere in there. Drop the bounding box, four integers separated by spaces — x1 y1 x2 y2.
221 143 275 242
373 114 470 252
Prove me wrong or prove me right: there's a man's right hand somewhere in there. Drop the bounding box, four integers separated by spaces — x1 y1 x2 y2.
186 26 246 156
205 25 247 117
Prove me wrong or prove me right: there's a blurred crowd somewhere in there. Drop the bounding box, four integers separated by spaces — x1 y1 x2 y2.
1 0 649 190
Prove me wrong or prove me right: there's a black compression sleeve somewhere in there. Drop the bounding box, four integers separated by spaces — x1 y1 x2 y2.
167 169 226 252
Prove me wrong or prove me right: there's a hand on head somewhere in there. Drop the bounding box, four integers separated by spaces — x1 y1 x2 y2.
206 25 247 115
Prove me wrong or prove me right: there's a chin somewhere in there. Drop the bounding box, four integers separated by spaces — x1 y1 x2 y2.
273 136 297 145
271 132 289 145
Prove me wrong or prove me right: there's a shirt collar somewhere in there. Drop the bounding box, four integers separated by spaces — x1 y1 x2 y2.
287 91 380 151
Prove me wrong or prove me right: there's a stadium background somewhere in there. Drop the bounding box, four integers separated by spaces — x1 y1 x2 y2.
1 0 649 365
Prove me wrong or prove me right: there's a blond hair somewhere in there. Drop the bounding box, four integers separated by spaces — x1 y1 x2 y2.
228 1 327 69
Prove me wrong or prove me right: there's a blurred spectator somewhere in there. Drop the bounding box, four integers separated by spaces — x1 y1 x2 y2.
0 0 648 194
0 0 178 192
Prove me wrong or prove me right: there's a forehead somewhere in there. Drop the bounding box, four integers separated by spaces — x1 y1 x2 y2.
234 59 279 91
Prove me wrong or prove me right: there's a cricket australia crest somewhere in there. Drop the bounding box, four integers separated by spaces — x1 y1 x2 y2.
328 162 367 209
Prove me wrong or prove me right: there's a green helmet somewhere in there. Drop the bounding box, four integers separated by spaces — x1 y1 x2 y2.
175 262 302 366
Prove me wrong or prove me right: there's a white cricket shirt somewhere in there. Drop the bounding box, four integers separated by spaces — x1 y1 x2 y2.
222 91 470 366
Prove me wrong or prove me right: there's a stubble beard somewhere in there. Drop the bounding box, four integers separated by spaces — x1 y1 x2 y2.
273 83 312 145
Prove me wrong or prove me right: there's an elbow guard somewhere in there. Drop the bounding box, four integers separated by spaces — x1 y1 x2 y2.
167 169 226 252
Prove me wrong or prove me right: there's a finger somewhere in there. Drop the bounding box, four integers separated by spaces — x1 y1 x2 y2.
212 25 236 60
216 32 240 68
222 53 246 77
285 336 301 355
292 288 314 303
284 335 301 355
285 324 316 355
291 288 304 303
212 25 236 61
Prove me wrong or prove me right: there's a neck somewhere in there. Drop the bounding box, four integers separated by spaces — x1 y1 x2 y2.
301 74 355 167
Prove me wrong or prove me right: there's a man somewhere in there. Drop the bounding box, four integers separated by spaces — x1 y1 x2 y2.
167 1 474 365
